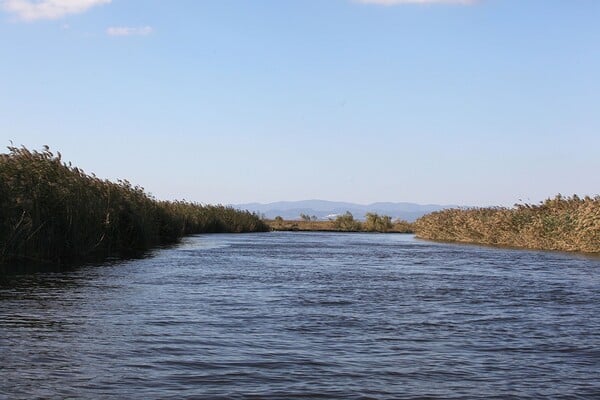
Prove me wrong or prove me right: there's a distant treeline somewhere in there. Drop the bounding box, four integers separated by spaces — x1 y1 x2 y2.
269 212 414 233
0 146 268 267
414 195 600 253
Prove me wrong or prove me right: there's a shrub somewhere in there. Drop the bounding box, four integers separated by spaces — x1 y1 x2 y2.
333 211 362 231
364 212 393 232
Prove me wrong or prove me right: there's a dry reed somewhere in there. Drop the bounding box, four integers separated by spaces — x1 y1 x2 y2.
414 195 600 253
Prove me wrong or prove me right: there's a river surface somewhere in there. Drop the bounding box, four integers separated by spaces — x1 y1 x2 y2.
1 232 599 399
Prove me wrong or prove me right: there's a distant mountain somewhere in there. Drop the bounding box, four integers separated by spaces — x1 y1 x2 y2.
233 200 458 222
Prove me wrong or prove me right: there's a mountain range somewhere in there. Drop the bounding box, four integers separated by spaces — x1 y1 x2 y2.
233 200 458 222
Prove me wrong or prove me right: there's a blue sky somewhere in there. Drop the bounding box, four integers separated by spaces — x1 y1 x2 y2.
1 0 599 206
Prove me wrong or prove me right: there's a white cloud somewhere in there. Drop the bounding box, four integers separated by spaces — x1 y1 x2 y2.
2 0 111 21
106 26 153 37
357 0 476 5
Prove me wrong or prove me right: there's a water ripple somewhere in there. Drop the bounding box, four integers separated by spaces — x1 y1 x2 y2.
1 232 599 399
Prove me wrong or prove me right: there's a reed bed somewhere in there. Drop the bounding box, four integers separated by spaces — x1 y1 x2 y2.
414 195 600 253
0 146 268 267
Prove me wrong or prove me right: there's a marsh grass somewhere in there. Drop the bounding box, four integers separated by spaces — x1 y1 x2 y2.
414 195 600 253
0 145 268 267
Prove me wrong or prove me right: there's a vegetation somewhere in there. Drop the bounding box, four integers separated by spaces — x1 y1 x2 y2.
364 212 393 232
414 195 600 253
268 212 414 233
299 213 318 222
390 218 414 234
0 145 268 267
332 211 363 231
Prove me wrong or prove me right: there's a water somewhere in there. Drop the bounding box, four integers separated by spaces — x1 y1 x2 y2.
1 232 599 399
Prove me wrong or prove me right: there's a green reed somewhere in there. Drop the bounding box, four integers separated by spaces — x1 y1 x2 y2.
0 145 268 267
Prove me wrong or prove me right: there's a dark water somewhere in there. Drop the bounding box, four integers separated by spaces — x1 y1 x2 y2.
1 232 599 399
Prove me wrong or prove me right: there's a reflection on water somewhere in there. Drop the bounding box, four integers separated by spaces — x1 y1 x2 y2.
1 233 599 399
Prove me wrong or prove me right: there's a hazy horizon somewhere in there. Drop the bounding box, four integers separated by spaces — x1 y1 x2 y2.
2 0 599 207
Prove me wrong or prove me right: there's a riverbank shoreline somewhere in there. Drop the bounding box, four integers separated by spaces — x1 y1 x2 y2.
0 146 268 270
414 195 600 254
266 219 414 233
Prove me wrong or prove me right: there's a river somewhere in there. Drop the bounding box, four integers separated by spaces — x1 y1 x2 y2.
1 232 599 399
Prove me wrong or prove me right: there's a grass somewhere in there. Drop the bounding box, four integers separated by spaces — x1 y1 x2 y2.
414 195 600 253
0 145 268 268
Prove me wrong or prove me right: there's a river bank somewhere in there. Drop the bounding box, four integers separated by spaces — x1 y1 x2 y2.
3 147 599 269
266 218 414 233
0 146 268 270
414 195 600 253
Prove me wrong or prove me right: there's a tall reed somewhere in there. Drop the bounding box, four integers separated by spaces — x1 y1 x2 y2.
414 195 600 253
0 145 268 267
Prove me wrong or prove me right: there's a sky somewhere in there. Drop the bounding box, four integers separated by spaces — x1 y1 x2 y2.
1 0 599 206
